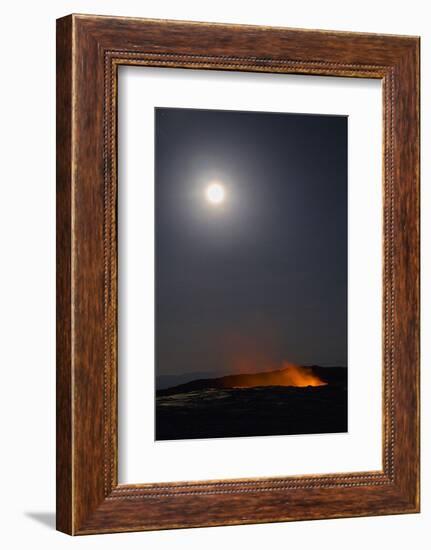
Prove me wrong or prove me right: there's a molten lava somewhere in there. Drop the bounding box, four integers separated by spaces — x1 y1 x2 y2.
223 363 327 388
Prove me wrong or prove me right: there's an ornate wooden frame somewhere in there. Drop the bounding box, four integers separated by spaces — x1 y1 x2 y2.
56 14 420 535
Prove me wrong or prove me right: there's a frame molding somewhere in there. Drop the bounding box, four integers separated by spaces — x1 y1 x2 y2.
57 14 420 534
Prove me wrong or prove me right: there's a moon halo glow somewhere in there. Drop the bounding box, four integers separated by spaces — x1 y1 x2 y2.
205 182 225 205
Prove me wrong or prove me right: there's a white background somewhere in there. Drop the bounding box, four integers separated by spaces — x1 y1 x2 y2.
118 68 382 483
0 1 428 549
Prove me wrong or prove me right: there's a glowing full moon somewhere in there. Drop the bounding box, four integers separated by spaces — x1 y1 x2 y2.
205 183 225 205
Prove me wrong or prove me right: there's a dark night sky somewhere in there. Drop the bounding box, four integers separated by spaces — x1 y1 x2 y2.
155 107 347 379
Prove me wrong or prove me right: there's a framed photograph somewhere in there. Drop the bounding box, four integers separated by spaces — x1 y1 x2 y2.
56 14 420 535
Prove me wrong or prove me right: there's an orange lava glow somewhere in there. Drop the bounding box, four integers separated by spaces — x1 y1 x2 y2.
223 362 327 388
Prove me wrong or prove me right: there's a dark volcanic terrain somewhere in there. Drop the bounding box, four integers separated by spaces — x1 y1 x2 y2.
156 366 347 441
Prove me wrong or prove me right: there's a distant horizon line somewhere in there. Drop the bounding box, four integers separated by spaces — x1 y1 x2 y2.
158 364 347 378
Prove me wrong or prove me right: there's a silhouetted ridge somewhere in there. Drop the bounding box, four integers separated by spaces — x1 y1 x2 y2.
157 365 346 396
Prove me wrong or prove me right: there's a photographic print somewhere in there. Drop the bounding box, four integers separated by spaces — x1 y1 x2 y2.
155 107 347 441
